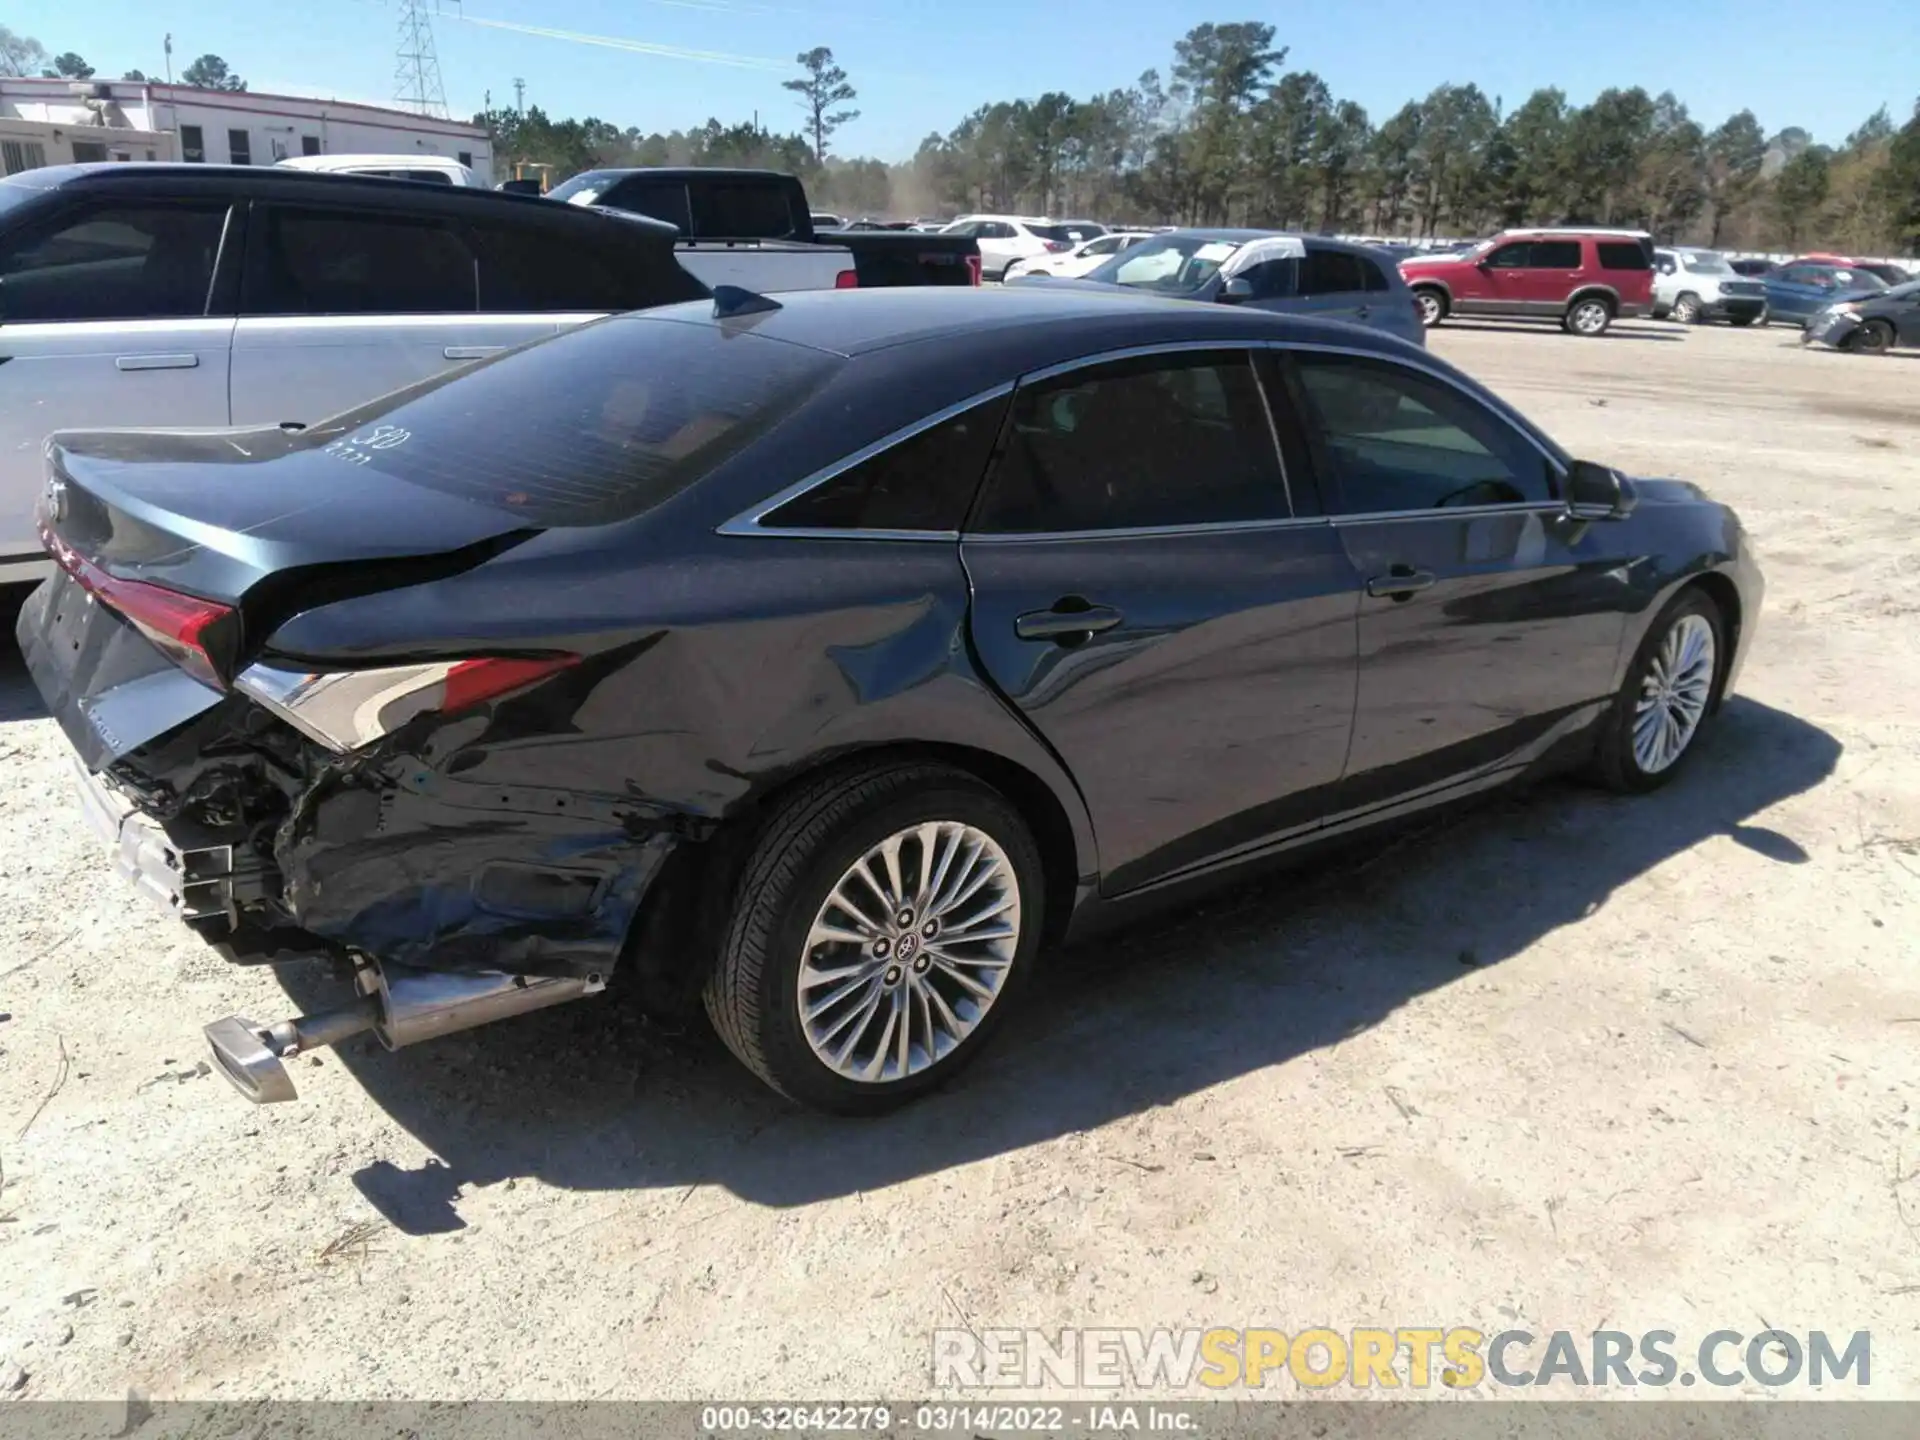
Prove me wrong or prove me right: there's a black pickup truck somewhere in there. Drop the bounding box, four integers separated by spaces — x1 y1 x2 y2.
545 167 980 289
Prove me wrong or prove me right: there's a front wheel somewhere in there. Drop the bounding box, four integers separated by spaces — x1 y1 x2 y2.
1671 293 1702 324
1413 288 1446 328
1589 590 1725 793
704 763 1044 1113
1850 319 1897 355
1563 296 1614 336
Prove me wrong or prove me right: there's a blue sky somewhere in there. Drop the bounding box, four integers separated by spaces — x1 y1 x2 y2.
10 0 1917 161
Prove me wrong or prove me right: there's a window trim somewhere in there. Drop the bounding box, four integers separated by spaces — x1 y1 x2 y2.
716 382 1014 541
0 196 236 323
1273 342 1569 520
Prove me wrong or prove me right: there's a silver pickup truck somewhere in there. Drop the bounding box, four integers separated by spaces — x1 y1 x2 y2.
0 162 708 583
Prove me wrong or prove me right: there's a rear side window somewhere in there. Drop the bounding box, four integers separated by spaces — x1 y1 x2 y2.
471 220 702 312
694 182 802 239
1298 248 1368 296
603 180 692 235
310 316 842 526
0 201 228 322
761 396 1007 532
1359 254 1392 292
975 350 1288 533
1597 242 1651 271
244 207 477 315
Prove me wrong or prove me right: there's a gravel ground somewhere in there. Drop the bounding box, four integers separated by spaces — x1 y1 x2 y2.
0 318 1916 1404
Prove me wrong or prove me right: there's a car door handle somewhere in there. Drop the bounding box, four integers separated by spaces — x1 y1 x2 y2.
443 345 505 360
115 353 198 371
1014 602 1124 642
1366 566 1437 600
1353 305 1371 319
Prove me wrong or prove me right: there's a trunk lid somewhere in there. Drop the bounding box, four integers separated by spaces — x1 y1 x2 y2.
23 424 539 770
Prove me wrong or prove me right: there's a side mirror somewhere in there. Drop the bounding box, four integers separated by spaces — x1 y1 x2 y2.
1566 460 1637 521
1220 276 1254 302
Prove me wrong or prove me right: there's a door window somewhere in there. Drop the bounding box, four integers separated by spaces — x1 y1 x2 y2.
1531 240 1582 268
1298 248 1368 296
1357 254 1393 292
472 221 646 312
0 201 228 322
1238 257 1296 298
602 180 692 235
761 397 1006 532
243 208 478 315
694 182 802 239
1286 353 1556 514
974 350 1290 533
1485 242 1533 269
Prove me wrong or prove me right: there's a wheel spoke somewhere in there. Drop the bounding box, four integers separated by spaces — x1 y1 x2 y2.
828 881 886 938
803 970 878 1022
827 988 884 1066
879 834 907 913
863 990 904 1081
913 823 941 909
930 955 998 1002
807 921 872 950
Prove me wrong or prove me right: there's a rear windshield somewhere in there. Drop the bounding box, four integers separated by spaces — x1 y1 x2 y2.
309 315 842 526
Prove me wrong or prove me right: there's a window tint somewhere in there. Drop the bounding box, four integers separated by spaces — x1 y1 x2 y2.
0 202 228 322
244 208 477 315
1532 240 1582 267
228 130 251 165
1238 257 1295 298
1288 354 1555 514
1358 254 1392 292
473 222 637 311
604 180 692 235
1596 241 1650 270
695 182 801 239
762 397 1005 532
1298 248 1368 296
1486 242 1532 269
974 351 1289 533
310 315 842 526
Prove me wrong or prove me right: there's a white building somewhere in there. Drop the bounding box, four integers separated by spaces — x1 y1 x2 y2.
0 77 491 183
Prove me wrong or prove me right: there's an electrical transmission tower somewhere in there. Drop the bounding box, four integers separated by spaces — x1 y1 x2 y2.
394 0 453 118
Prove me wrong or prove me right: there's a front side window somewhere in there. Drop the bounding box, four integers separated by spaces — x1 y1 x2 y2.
761 396 1007 532
974 350 1288 534
1485 242 1533 269
601 180 693 235
1287 353 1555 514
1087 233 1242 294
244 207 477 315
0 201 228 322
1298 248 1368 296
1238 257 1295 298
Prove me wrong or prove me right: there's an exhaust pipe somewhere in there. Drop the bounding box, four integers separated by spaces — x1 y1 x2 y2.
204 963 606 1104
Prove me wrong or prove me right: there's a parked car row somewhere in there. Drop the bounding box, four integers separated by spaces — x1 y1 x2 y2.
1656 246 1917 352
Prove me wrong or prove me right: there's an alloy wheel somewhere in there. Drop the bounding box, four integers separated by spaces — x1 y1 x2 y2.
1632 613 1716 775
1570 300 1611 335
796 822 1022 1083
1672 295 1700 324
1416 291 1444 327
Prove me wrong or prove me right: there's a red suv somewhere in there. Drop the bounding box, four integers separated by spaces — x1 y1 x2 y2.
1399 228 1655 336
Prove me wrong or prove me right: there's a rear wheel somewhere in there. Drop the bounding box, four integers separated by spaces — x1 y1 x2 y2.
1729 312 1759 327
1671 292 1702 324
1589 589 1725 793
1563 296 1615 336
1851 318 1897 355
703 762 1044 1113
1413 288 1447 328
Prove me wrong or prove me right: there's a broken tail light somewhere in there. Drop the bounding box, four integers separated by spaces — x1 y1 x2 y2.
42 522 235 690
235 654 580 752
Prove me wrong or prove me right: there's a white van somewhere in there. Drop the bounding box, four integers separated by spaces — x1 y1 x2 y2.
274 153 485 188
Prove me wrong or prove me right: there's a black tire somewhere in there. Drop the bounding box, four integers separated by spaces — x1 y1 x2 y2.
1563 295 1615 336
703 761 1045 1113
1671 292 1702 324
1851 319 1897 356
1413 287 1447 328
1588 588 1726 794
1729 312 1759 327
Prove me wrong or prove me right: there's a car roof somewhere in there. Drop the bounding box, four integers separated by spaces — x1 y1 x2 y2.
279 153 467 168
622 284 1417 362
6 162 674 230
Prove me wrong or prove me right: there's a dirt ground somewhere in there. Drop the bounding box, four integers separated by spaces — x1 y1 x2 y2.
0 318 1917 1405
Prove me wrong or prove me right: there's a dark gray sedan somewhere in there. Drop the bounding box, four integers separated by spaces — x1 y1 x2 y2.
21 285 1761 1113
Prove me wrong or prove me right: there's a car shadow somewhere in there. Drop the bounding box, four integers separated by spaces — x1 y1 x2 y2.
1440 320 1684 343
0 586 46 724
278 697 1839 1233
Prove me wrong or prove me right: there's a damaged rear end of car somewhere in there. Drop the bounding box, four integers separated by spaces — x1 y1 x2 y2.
19 313 842 1104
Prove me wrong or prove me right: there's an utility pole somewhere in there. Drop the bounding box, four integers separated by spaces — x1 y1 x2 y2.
513 77 525 115
393 0 452 119
163 33 173 85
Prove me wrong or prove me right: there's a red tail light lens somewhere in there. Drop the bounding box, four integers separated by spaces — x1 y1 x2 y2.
42 523 233 689
1044 240 1070 252
966 254 982 286
834 269 859 289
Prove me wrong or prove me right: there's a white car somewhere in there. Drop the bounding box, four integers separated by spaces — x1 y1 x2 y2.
940 214 1079 280
274 153 486 187
1651 246 1770 325
1005 230 1155 280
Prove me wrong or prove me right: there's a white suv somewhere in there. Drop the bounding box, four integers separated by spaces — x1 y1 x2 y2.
1651 247 1769 326
940 214 1077 280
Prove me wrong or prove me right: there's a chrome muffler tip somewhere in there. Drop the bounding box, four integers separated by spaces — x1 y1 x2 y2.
204 1015 300 1104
